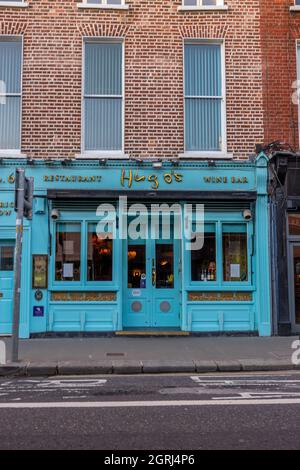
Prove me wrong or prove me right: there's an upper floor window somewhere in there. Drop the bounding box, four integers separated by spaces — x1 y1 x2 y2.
78 0 128 7
183 0 224 7
83 39 123 154
184 42 225 153
0 37 22 152
87 0 123 3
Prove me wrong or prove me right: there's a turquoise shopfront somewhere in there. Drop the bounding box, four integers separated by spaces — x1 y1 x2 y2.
0 153 271 338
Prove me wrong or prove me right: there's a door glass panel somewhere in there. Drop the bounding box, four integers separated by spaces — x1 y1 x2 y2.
87 224 113 281
156 243 174 289
128 244 146 288
293 246 300 325
191 224 216 282
223 224 248 282
55 223 81 281
0 245 14 271
288 214 300 236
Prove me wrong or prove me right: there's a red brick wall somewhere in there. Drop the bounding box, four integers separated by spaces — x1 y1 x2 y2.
260 0 300 150
0 0 264 159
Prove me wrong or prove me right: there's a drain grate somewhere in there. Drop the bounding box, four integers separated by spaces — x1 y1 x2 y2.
106 352 125 357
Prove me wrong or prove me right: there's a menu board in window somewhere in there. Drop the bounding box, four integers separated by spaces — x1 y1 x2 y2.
32 255 48 289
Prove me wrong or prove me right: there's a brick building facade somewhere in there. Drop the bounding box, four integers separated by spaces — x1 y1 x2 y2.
263 1 300 335
0 0 265 160
260 0 300 151
0 2 273 337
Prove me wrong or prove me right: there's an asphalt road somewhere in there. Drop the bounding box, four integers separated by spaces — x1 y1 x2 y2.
0 372 299 450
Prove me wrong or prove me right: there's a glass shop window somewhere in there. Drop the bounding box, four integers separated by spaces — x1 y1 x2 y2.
288 214 300 236
0 245 14 271
128 243 146 289
191 224 216 282
222 224 248 282
55 223 81 281
87 223 113 281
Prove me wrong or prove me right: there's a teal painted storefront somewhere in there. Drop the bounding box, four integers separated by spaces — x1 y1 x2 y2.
0 154 271 338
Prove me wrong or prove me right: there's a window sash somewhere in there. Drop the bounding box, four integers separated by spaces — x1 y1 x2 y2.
183 0 224 6
184 42 224 152
85 0 124 5
189 222 251 286
0 37 22 150
83 40 123 152
53 221 115 285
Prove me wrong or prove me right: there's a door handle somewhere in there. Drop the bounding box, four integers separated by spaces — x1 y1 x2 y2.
152 268 156 286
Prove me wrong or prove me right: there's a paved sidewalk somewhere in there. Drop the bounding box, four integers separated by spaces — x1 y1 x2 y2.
0 335 300 376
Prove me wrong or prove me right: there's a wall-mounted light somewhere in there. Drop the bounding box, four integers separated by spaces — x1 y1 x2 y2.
243 209 252 221
152 160 163 169
50 209 60 220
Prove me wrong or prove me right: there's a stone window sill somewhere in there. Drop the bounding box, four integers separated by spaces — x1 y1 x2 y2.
0 151 27 158
0 2 28 7
179 151 233 160
178 5 229 12
75 151 128 160
77 3 129 10
290 6 300 11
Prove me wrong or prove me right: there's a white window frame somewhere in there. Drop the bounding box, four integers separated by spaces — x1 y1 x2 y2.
181 39 229 159
178 0 228 12
291 4 300 12
80 37 126 159
0 35 24 157
77 0 129 10
0 1 28 7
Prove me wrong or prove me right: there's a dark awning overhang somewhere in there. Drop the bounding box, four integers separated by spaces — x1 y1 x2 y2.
47 189 257 201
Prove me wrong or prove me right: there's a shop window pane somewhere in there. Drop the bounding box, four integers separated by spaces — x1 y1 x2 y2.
128 244 146 288
55 223 81 281
288 214 300 236
293 246 300 325
156 243 174 289
223 225 248 282
87 224 113 281
191 225 216 281
0 245 14 271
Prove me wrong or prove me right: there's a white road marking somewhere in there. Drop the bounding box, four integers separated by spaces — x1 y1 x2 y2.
191 377 300 385
0 398 299 409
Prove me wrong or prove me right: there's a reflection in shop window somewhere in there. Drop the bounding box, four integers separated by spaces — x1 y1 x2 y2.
288 214 300 236
0 245 14 271
191 224 216 282
87 224 113 281
156 243 174 289
55 223 81 281
223 224 248 282
128 243 146 288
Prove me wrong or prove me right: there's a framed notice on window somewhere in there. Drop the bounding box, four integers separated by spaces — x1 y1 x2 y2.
32 255 48 289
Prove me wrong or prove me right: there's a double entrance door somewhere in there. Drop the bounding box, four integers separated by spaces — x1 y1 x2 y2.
123 231 181 329
0 241 15 334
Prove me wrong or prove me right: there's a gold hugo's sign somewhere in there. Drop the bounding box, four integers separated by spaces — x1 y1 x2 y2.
121 169 183 190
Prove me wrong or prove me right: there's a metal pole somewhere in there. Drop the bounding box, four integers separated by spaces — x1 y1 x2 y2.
11 168 25 363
